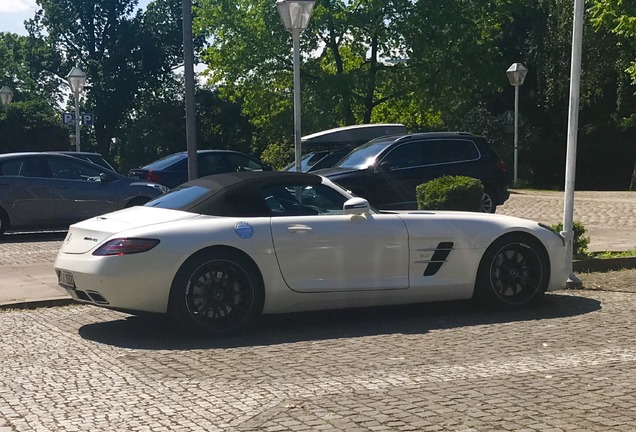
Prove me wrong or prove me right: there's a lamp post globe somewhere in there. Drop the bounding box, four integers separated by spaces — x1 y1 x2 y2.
0 86 13 109
276 0 315 173
506 62 527 188
66 67 87 152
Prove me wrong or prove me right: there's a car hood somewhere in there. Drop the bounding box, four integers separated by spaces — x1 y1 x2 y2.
60 206 198 254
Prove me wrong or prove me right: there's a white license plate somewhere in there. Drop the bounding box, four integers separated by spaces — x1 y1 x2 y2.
58 271 75 289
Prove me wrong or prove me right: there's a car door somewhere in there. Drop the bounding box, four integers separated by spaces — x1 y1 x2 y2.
266 183 409 292
372 139 482 210
0 156 56 227
46 156 119 224
371 140 430 209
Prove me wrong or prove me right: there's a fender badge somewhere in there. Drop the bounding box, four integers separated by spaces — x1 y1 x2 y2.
234 222 254 239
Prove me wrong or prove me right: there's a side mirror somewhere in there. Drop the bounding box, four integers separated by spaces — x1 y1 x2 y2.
99 172 113 182
343 197 371 215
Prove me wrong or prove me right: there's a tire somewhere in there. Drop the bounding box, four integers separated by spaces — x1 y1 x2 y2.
169 249 264 335
474 233 549 308
0 208 9 236
481 189 497 213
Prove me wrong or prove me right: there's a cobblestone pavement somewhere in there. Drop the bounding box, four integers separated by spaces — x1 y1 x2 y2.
1 277 635 432
497 190 636 252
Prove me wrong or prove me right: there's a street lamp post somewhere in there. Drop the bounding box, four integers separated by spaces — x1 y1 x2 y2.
506 63 528 188
66 67 87 152
276 0 316 172
562 0 585 287
0 86 13 110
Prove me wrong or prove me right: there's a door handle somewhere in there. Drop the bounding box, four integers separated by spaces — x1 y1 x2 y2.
287 225 312 233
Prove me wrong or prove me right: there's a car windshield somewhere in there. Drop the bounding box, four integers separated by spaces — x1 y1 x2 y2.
145 185 210 209
335 140 393 169
142 153 186 170
285 152 328 172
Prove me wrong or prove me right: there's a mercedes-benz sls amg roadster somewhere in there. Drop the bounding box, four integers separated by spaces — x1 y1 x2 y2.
54 171 567 335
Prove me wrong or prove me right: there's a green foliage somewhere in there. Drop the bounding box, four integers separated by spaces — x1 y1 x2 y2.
27 0 191 157
551 221 590 259
260 142 294 171
416 176 484 212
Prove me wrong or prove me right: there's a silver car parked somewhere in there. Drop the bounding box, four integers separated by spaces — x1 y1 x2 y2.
0 152 169 235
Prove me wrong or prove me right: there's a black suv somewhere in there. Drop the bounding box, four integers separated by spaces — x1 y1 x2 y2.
316 132 509 213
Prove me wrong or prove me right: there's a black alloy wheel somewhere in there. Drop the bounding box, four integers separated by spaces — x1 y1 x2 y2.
170 251 264 335
475 233 549 307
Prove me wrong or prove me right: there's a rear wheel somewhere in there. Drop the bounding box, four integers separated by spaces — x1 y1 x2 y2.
169 250 264 335
474 233 549 308
481 189 497 213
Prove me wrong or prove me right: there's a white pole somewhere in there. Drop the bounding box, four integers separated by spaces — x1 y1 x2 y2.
74 91 81 152
513 84 519 187
562 0 585 286
293 28 302 172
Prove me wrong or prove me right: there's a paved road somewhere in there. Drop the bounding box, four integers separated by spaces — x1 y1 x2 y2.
1 282 635 431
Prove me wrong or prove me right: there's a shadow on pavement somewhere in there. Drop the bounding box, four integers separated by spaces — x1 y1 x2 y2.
78 292 601 350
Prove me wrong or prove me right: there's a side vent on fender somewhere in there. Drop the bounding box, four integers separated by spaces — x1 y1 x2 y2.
423 242 454 276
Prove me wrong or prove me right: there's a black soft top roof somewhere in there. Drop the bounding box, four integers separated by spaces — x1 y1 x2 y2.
178 171 324 217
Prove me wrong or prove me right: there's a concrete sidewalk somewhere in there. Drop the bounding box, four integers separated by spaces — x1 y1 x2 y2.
0 264 73 308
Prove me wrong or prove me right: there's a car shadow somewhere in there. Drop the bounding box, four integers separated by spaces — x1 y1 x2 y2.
78 292 601 350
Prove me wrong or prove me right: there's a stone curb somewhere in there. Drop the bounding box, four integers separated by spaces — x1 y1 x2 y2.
574 256 636 273
0 298 76 310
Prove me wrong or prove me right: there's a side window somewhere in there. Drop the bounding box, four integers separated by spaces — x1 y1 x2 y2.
382 142 424 169
198 154 227 176
423 140 480 165
261 184 348 216
227 154 264 172
0 160 23 176
48 157 101 181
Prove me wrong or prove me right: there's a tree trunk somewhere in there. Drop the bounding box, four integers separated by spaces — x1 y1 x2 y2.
630 157 636 191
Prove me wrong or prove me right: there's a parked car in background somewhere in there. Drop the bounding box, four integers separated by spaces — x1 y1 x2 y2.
54 171 566 335
49 151 117 173
129 150 271 189
0 152 168 235
285 124 407 172
316 132 509 213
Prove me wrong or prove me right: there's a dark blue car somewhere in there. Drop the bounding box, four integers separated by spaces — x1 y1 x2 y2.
129 150 271 189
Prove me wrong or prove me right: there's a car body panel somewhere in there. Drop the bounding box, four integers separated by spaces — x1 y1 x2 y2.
270 213 409 292
0 152 168 233
54 172 567 319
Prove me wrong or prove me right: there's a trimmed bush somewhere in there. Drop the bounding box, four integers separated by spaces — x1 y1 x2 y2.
551 221 590 259
416 176 484 212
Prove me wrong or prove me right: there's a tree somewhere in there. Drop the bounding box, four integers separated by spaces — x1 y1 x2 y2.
195 0 419 144
27 0 188 158
0 32 69 153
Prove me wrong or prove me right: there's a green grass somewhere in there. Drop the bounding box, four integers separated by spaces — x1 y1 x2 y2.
589 249 636 259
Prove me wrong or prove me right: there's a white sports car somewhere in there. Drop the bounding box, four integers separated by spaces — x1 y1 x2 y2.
54 171 568 335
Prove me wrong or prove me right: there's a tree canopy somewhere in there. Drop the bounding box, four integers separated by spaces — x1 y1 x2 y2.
1 0 634 189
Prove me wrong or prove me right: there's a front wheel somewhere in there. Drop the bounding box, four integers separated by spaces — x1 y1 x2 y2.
169 250 264 335
474 234 549 308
